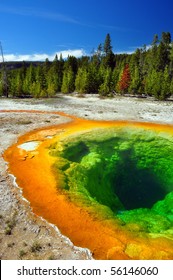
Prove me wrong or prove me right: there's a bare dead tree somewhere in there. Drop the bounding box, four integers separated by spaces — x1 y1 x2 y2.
0 42 8 97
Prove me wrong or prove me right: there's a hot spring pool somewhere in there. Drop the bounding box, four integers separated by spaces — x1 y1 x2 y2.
50 126 173 234
4 117 173 259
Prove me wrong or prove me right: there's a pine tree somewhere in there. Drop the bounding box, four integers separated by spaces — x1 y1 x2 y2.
61 67 75 93
30 81 41 98
65 55 78 75
96 43 103 64
84 63 101 93
23 64 35 95
103 33 112 55
1 30 173 99
99 68 112 96
43 58 51 74
36 66 47 93
50 54 64 92
156 32 171 71
169 43 173 77
153 71 162 99
112 67 120 92
152 34 159 46
145 69 162 99
47 82 56 96
46 67 58 96
8 71 16 97
161 32 171 45
170 78 173 94
15 70 23 97
103 33 115 68
129 48 140 73
0 72 3 96
160 66 171 100
129 66 141 94
75 67 87 93
157 42 169 71
149 34 159 71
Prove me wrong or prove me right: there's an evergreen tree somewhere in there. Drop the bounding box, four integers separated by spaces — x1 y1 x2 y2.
0 67 9 97
47 81 57 96
35 65 47 97
1 30 172 99
157 42 169 71
112 67 120 92
23 64 35 95
8 71 17 97
75 67 87 93
61 67 75 93
161 31 171 45
51 54 64 92
46 67 58 96
99 68 112 96
15 70 23 96
149 34 160 71
43 58 51 75
170 78 173 94
169 43 173 77
103 33 112 55
145 69 162 99
160 66 171 100
138 45 148 83
152 34 159 46
96 43 103 63
65 55 78 75
103 33 115 68
129 66 141 94
0 73 2 96
30 81 41 98
84 63 101 93
129 48 140 73
77 56 90 68
152 71 162 99
156 32 171 71
91 44 103 67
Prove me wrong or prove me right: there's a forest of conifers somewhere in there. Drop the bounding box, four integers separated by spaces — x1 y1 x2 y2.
1 32 173 100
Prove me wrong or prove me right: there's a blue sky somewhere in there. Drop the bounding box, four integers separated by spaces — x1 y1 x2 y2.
0 0 172 61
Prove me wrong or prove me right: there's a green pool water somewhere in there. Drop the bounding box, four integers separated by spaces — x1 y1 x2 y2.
49 127 173 235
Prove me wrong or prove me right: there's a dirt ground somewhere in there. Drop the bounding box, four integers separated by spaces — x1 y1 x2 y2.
1 94 173 260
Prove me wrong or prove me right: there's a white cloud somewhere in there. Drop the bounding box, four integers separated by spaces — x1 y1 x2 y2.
0 5 79 24
3 49 86 62
115 50 134 55
115 44 152 55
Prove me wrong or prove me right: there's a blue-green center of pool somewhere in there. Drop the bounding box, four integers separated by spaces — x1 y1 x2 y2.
50 127 173 234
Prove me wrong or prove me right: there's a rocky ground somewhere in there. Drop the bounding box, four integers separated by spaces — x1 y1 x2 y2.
1 94 173 260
